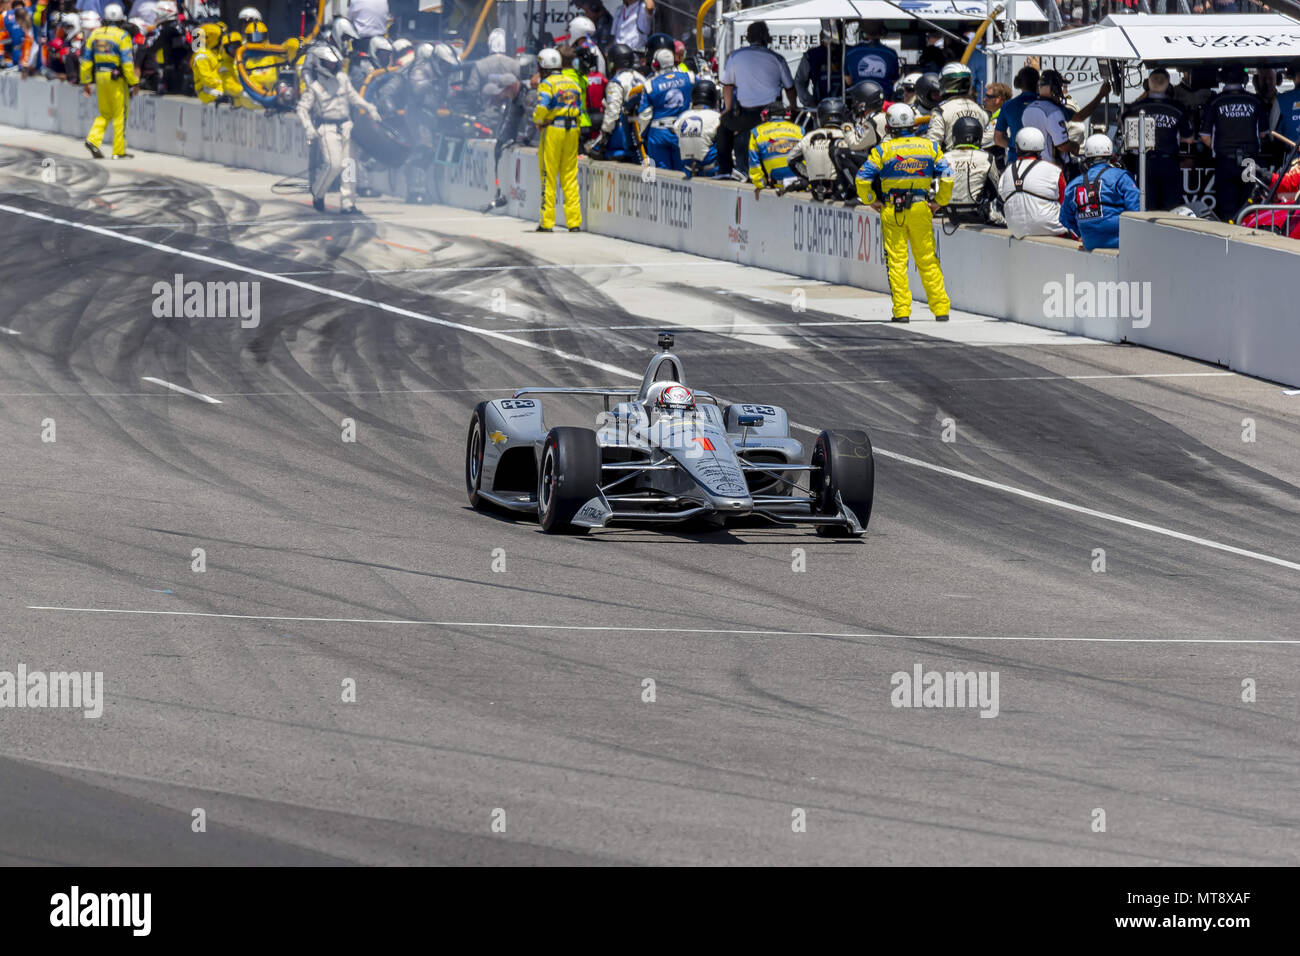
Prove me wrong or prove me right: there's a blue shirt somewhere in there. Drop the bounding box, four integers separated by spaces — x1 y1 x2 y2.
843 42 899 94
1060 165 1141 251
643 69 692 121
996 90 1038 163
1272 88 1300 143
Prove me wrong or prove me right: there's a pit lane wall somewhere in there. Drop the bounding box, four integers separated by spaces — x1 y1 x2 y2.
3 74 1297 387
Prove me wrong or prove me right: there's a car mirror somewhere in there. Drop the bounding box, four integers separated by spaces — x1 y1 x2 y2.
737 414 764 428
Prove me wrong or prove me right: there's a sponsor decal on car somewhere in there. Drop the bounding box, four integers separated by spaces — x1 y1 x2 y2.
488 430 508 445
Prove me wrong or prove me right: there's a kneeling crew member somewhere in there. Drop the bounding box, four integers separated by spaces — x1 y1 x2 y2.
533 47 584 231
856 102 954 323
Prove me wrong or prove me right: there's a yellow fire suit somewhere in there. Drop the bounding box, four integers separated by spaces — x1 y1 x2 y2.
856 133 954 319
532 71 583 230
190 24 224 104
79 24 139 158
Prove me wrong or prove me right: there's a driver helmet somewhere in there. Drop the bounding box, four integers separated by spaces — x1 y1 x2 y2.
648 382 695 412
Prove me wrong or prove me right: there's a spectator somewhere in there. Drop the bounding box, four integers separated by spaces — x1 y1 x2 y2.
612 0 653 55
997 126 1069 238
578 0 614 52
1200 64 1268 222
717 20 794 179
843 19 897 95
994 66 1039 163
1269 61 1300 143
1121 68 1193 211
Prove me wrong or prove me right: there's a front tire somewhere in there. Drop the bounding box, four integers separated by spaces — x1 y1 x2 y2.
538 427 600 534
466 402 490 509
811 429 874 537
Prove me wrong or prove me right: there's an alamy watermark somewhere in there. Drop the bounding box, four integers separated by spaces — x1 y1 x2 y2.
1043 275 1151 329
0 665 103 718
890 663 999 718
151 273 261 328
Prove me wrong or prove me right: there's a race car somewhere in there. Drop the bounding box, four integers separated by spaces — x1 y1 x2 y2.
464 333 875 536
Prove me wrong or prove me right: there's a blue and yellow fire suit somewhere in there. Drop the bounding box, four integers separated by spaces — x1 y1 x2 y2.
532 71 584 230
79 24 139 158
747 119 803 187
856 133 954 319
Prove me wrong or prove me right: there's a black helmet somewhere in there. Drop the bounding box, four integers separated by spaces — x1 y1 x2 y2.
608 42 635 72
951 115 983 147
645 32 673 65
575 44 598 74
817 96 848 127
691 77 719 109
914 72 942 110
847 80 884 115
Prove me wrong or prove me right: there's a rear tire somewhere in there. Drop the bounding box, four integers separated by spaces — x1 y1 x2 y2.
538 427 600 534
811 429 874 537
466 402 491 509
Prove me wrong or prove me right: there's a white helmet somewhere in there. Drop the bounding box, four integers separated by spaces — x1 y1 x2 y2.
1014 126 1046 155
61 12 80 35
392 37 414 67
330 17 358 51
1169 205 1197 218
1082 132 1114 164
238 6 262 21
653 47 673 71
314 44 341 71
432 41 458 67
487 27 506 55
369 35 394 64
79 10 100 31
155 0 178 19
648 382 695 411
102 3 125 23
568 15 595 41
537 47 562 71
415 41 435 61
885 102 916 130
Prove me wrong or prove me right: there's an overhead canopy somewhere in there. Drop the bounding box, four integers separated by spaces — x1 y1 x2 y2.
723 0 1046 24
884 1 1046 23
990 12 1300 62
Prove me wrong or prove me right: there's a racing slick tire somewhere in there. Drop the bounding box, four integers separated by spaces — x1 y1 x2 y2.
538 427 601 534
466 402 492 509
811 429 874 537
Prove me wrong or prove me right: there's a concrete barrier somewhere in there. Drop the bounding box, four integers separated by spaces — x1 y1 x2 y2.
2 74 1295 386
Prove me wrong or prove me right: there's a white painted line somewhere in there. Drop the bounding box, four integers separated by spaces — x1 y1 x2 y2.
106 216 491 229
22 606 1300 642
0 326 20 335
7 201 1293 575
705 372 1239 389
806 423 1300 574
140 377 223 404
0 203 639 382
276 261 724 277
1284 388 1300 396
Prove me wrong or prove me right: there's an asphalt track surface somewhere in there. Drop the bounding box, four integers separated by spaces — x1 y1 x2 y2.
1 128 1298 866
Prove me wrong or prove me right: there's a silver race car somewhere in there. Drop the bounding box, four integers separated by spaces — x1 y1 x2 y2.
464 333 874 536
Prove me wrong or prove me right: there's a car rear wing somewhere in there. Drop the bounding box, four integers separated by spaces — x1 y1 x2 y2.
513 387 719 404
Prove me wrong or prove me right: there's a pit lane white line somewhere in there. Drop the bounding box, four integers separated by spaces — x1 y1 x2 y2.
21 607 1300 642
139 377 223 404
0 327 20 335
274 261 727 277
0 203 637 381
105 216 491 229
6 201 1295 575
